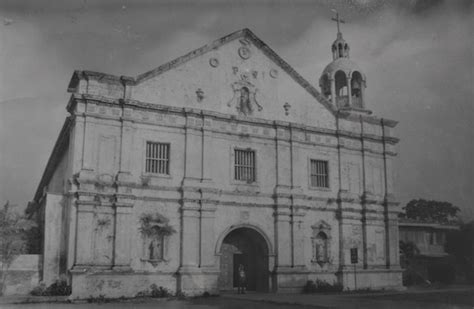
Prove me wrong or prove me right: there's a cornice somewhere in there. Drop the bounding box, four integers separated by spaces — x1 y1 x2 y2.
68 94 399 146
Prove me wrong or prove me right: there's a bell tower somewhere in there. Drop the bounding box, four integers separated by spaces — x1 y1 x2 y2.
319 11 369 113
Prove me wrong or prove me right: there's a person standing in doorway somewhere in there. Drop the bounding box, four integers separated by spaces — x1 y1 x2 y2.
237 264 246 294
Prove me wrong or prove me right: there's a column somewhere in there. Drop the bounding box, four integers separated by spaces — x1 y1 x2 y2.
330 77 336 106
347 75 352 107
360 80 366 109
360 118 368 268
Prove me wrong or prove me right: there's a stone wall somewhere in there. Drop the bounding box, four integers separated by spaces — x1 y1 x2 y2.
0 255 41 295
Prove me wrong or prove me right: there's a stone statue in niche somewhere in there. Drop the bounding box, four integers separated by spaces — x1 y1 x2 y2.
227 75 262 116
148 236 164 260
311 221 332 266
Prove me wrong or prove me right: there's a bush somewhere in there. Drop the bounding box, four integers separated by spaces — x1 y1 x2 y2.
30 283 47 296
150 284 171 298
303 279 343 293
175 290 187 299
87 294 110 303
135 284 172 298
30 280 71 296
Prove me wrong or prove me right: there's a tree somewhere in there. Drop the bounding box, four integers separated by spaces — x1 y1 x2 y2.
0 201 36 295
399 199 460 224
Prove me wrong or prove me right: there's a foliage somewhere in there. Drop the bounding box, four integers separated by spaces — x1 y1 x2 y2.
303 279 343 293
24 226 42 254
175 290 187 299
30 283 47 296
0 201 37 295
150 284 172 298
399 199 459 224
135 284 172 298
399 240 420 261
30 280 72 296
87 294 110 303
139 213 176 239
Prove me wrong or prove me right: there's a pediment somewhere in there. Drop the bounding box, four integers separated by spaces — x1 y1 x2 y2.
68 29 338 129
129 29 337 128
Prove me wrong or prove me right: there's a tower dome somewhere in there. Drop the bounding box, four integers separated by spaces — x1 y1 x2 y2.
319 12 368 112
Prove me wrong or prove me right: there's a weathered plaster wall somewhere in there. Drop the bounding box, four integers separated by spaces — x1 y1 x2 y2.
47 147 69 194
42 193 64 285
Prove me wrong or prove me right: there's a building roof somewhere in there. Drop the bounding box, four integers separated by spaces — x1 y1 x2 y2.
399 218 460 230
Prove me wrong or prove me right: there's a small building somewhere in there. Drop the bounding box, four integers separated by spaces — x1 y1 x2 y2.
399 219 459 258
30 27 403 298
399 218 459 284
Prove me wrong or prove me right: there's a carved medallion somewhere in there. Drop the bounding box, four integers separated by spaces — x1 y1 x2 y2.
209 58 219 67
270 68 278 78
238 46 251 60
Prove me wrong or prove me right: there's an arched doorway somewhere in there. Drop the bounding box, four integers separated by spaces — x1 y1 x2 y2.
218 227 269 292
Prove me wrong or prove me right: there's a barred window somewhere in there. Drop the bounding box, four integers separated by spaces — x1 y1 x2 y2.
145 142 170 175
310 160 329 188
234 149 256 183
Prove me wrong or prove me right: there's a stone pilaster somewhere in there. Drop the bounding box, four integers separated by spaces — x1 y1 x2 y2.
182 111 202 185
201 116 214 183
73 198 97 268
112 198 134 270
292 206 306 268
117 105 135 183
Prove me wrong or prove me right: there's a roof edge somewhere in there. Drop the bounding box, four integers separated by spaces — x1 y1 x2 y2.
33 117 73 203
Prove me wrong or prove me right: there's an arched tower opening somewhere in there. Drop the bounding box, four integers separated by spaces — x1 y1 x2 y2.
335 70 349 108
351 71 364 109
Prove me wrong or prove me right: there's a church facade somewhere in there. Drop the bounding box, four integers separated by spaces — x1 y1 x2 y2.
32 28 403 298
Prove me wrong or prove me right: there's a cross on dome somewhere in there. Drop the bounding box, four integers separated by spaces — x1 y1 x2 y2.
329 10 350 59
331 9 345 36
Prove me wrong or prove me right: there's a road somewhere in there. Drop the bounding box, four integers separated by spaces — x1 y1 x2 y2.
1 289 472 309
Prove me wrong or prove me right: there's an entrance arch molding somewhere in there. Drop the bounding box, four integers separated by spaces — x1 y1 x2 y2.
214 223 275 257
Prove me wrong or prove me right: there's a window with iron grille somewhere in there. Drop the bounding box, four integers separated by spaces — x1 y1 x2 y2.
234 149 256 183
145 142 170 175
310 160 329 188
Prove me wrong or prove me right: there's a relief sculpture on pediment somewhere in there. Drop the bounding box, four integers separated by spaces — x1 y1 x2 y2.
227 75 263 116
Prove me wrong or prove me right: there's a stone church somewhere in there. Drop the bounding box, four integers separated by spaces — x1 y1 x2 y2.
31 27 403 298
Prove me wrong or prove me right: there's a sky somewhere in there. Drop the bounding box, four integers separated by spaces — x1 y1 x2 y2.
0 0 472 220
